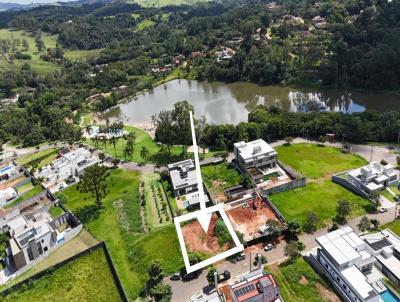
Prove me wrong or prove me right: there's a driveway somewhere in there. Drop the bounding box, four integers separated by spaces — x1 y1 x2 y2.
167 208 398 302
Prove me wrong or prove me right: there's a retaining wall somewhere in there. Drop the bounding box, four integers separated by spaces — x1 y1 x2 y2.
332 174 370 199
261 177 307 195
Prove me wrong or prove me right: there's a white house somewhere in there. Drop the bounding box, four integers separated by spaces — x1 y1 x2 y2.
0 187 17 208
234 139 277 174
347 162 398 195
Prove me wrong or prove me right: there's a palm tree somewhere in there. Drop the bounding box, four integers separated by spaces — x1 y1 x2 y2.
140 146 150 162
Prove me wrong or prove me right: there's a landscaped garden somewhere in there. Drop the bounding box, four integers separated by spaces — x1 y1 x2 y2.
268 258 340 302
270 143 370 227
276 143 367 179
2 248 122 302
201 162 242 201
56 168 183 300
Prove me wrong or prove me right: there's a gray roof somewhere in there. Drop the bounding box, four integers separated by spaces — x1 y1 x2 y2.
168 160 197 191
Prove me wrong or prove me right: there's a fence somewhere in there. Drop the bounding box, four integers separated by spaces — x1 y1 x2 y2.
12 190 48 211
262 194 286 222
0 241 128 302
332 173 370 199
261 177 307 195
14 176 32 188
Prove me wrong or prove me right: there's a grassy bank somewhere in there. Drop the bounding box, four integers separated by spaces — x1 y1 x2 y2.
2 248 122 302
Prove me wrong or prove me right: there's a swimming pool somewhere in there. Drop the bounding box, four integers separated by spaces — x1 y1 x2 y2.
380 290 400 302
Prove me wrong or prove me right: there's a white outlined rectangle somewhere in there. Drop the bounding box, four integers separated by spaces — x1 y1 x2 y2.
174 203 244 273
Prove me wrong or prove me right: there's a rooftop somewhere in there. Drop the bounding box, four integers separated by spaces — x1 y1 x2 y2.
168 159 198 190
234 139 276 160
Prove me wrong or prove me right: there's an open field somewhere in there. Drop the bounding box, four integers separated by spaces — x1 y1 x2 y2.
276 144 367 179
382 186 400 202
268 258 340 302
0 230 98 291
269 180 370 227
382 219 400 236
64 48 102 61
141 173 171 229
15 148 60 167
137 19 156 30
201 162 242 201
56 168 183 299
5 185 44 208
2 247 122 302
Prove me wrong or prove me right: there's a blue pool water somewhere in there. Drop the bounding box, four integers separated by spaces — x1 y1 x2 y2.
380 290 400 302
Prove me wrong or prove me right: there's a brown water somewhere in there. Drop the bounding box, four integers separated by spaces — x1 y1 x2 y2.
98 79 400 125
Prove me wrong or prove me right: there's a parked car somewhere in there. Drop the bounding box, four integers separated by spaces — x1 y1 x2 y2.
218 270 231 283
264 243 274 251
379 207 388 213
170 273 181 281
236 253 246 261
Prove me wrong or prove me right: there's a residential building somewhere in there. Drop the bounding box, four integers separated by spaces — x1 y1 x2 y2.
0 164 18 181
314 226 386 302
35 148 97 190
234 140 277 174
7 212 57 270
347 162 398 195
219 268 281 302
0 187 17 208
168 159 198 197
362 229 400 288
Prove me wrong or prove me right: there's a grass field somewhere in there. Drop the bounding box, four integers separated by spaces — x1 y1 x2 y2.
64 48 102 61
84 125 185 165
270 144 370 227
6 185 44 208
276 144 367 179
201 162 242 200
56 168 183 299
2 248 122 302
268 258 339 302
136 19 156 30
15 148 60 167
382 186 400 202
382 219 400 236
141 173 171 229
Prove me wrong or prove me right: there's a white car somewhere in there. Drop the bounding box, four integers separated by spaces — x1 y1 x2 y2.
264 243 274 251
379 207 388 213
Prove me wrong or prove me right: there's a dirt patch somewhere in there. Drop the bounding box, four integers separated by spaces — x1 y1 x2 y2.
298 275 309 285
316 282 341 302
226 198 279 241
212 180 226 188
182 213 231 255
0 176 24 190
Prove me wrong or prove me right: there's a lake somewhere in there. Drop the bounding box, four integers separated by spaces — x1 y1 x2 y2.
98 79 400 125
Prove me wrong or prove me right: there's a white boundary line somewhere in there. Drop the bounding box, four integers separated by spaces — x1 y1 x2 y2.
174 204 244 273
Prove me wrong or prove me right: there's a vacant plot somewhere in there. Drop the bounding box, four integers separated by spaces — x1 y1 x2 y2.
64 48 102 61
270 180 370 227
382 220 400 236
227 198 278 241
5 185 44 208
201 162 242 201
141 173 171 229
268 258 340 302
382 186 400 202
276 144 367 179
15 148 60 167
84 125 184 165
2 248 122 302
57 169 182 299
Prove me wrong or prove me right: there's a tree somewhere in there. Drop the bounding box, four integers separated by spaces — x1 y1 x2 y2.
370 219 380 230
77 164 109 208
206 266 218 285
286 220 301 240
34 32 45 51
284 241 305 262
284 136 294 145
22 39 29 51
303 212 319 234
140 146 150 162
150 283 172 302
147 261 164 284
266 219 282 242
152 111 175 155
124 133 135 159
357 216 371 233
336 200 351 223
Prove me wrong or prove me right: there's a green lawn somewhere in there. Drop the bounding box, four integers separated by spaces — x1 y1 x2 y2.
276 144 367 179
141 173 172 229
136 19 156 30
201 162 242 199
56 169 183 300
16 148 60 167
268 258 339 302
84 125 185 165
48 205 65 218
382 186 400 202
2 248 122 302
382 219 400 236
6 185 44 208
269 180 370 227
64 49 102 61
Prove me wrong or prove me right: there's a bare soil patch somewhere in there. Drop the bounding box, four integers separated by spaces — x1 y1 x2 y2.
0 176 24 189
316 282 341 302
299 275 309 285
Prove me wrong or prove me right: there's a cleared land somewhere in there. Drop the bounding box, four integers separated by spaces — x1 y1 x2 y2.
270 144 370 227
56 169 183 299
15 148 60 167
2 247 122 302
201 162 242 201
276 143 367 179
268 258 340 302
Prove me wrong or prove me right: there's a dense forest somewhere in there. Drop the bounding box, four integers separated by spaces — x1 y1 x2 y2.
0 0 399 147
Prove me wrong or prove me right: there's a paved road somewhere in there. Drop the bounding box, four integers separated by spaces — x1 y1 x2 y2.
167 207 398 302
